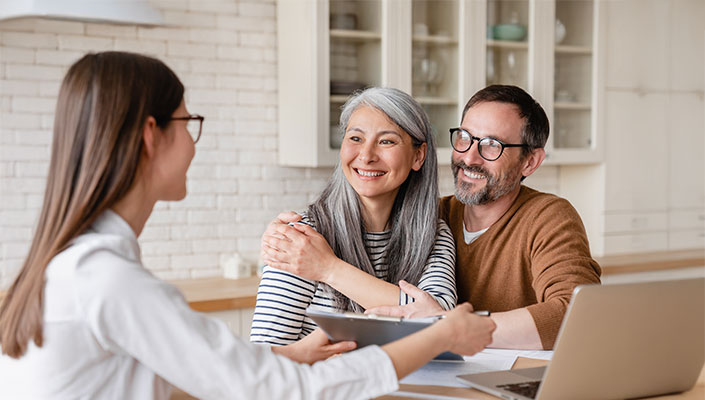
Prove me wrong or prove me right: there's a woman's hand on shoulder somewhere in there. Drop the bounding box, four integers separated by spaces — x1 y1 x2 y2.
260 211 301 244
260 211 301 260
261 218 340 283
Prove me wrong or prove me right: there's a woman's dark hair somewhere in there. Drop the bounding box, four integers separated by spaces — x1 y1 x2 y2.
0 51 184 358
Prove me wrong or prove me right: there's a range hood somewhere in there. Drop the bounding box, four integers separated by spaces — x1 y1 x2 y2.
0 0 163 25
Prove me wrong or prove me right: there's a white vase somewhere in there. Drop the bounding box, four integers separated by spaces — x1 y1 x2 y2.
555 19 567 44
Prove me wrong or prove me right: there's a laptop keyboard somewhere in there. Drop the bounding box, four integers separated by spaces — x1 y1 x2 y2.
497 381 541 399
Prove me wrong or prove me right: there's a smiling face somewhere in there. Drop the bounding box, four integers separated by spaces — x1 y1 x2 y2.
152 99 196 201
340 105 426 209
451 101 526 205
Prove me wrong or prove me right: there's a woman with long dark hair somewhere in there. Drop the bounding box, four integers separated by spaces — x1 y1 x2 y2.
251 88 457 345
0 52 494 399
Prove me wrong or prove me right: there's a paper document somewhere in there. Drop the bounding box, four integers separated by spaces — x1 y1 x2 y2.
399 348 554 388
400 352 516 388
480 348 554 361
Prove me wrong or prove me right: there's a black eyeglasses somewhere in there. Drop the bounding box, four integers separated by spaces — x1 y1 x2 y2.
449 127 530 161
169 114 204 144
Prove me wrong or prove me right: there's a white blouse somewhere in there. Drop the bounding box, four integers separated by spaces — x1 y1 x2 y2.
0 210 398 399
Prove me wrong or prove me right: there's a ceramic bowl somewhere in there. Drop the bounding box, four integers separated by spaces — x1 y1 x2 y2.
492 24 527 41
330 13 357 30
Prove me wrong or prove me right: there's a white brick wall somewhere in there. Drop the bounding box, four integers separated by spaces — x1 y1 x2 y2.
0 0 305 288
0 0 561 291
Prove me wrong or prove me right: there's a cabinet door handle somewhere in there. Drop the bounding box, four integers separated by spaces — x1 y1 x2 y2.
631 217 648 228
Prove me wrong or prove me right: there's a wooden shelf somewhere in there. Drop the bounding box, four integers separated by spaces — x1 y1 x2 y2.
412 34 457 45
416 96 458 106
555 44 592 55
554 101 591 111
487 39 528 50
330 28 381 42
330 94 351 103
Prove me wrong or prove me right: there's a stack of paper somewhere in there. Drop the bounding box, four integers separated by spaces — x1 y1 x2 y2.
399 348 554 388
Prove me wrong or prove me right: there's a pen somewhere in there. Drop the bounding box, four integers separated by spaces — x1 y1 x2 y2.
434 310 491 320
473 310 491 317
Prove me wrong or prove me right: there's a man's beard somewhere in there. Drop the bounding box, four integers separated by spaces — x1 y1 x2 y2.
451 160 521 205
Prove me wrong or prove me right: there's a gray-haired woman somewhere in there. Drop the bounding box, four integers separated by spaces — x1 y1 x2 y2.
251 87 456 345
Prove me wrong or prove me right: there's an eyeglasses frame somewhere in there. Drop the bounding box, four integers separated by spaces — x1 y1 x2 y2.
169 114 204 144
449 127 530 161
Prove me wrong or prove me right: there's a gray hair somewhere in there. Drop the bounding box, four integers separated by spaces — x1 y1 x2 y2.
308 87 439 312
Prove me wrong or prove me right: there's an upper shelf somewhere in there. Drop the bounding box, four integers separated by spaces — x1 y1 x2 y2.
415 96 458 106
412 34 457 45
330 29 381 41
487 39 528 50
555 45 592 55
555 101 591 110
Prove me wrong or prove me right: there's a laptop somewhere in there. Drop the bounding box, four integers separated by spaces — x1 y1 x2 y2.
457 278 705 400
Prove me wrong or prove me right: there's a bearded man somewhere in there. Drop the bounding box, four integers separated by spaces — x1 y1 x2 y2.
265 85 601 350
369 85 601 350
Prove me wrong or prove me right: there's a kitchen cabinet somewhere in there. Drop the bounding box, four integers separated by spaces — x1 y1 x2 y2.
604 91 669 213
276 0 604 167
668 93 705 211
667 92 705 251
207 308 254 337
601 0 704 255
483 0 605 164
604 0 669 91
560 0 705 256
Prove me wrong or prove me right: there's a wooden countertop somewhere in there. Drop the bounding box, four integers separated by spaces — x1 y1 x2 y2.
596 249 704 275
169 276 260 312
0 275 261 312
1 250 703 312
171 356 705 400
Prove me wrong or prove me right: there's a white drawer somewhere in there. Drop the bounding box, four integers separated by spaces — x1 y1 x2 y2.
603 212 668 234
603 232 669 255
207 310 242 335
668 230 705 250
207 308 255 338
669 209 705 230
239 308 254 337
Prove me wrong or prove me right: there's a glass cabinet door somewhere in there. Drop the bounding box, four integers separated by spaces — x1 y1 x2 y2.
553 0 594 150
486 0 530 89
328 0 382 149
275 0 602 167
412 0 459 148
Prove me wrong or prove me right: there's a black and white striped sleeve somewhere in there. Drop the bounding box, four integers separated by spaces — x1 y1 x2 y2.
249 265 320 345
400 219 457 310
250 214 322 345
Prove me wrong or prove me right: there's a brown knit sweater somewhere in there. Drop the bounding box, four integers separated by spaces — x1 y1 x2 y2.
440 186 601 349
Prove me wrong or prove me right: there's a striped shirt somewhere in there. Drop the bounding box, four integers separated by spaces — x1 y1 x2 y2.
250 217 456 345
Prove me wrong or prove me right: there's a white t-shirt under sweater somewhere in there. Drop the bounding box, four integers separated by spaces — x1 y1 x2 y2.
463 223 488 245
250 215 457 345
0 210 398 400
